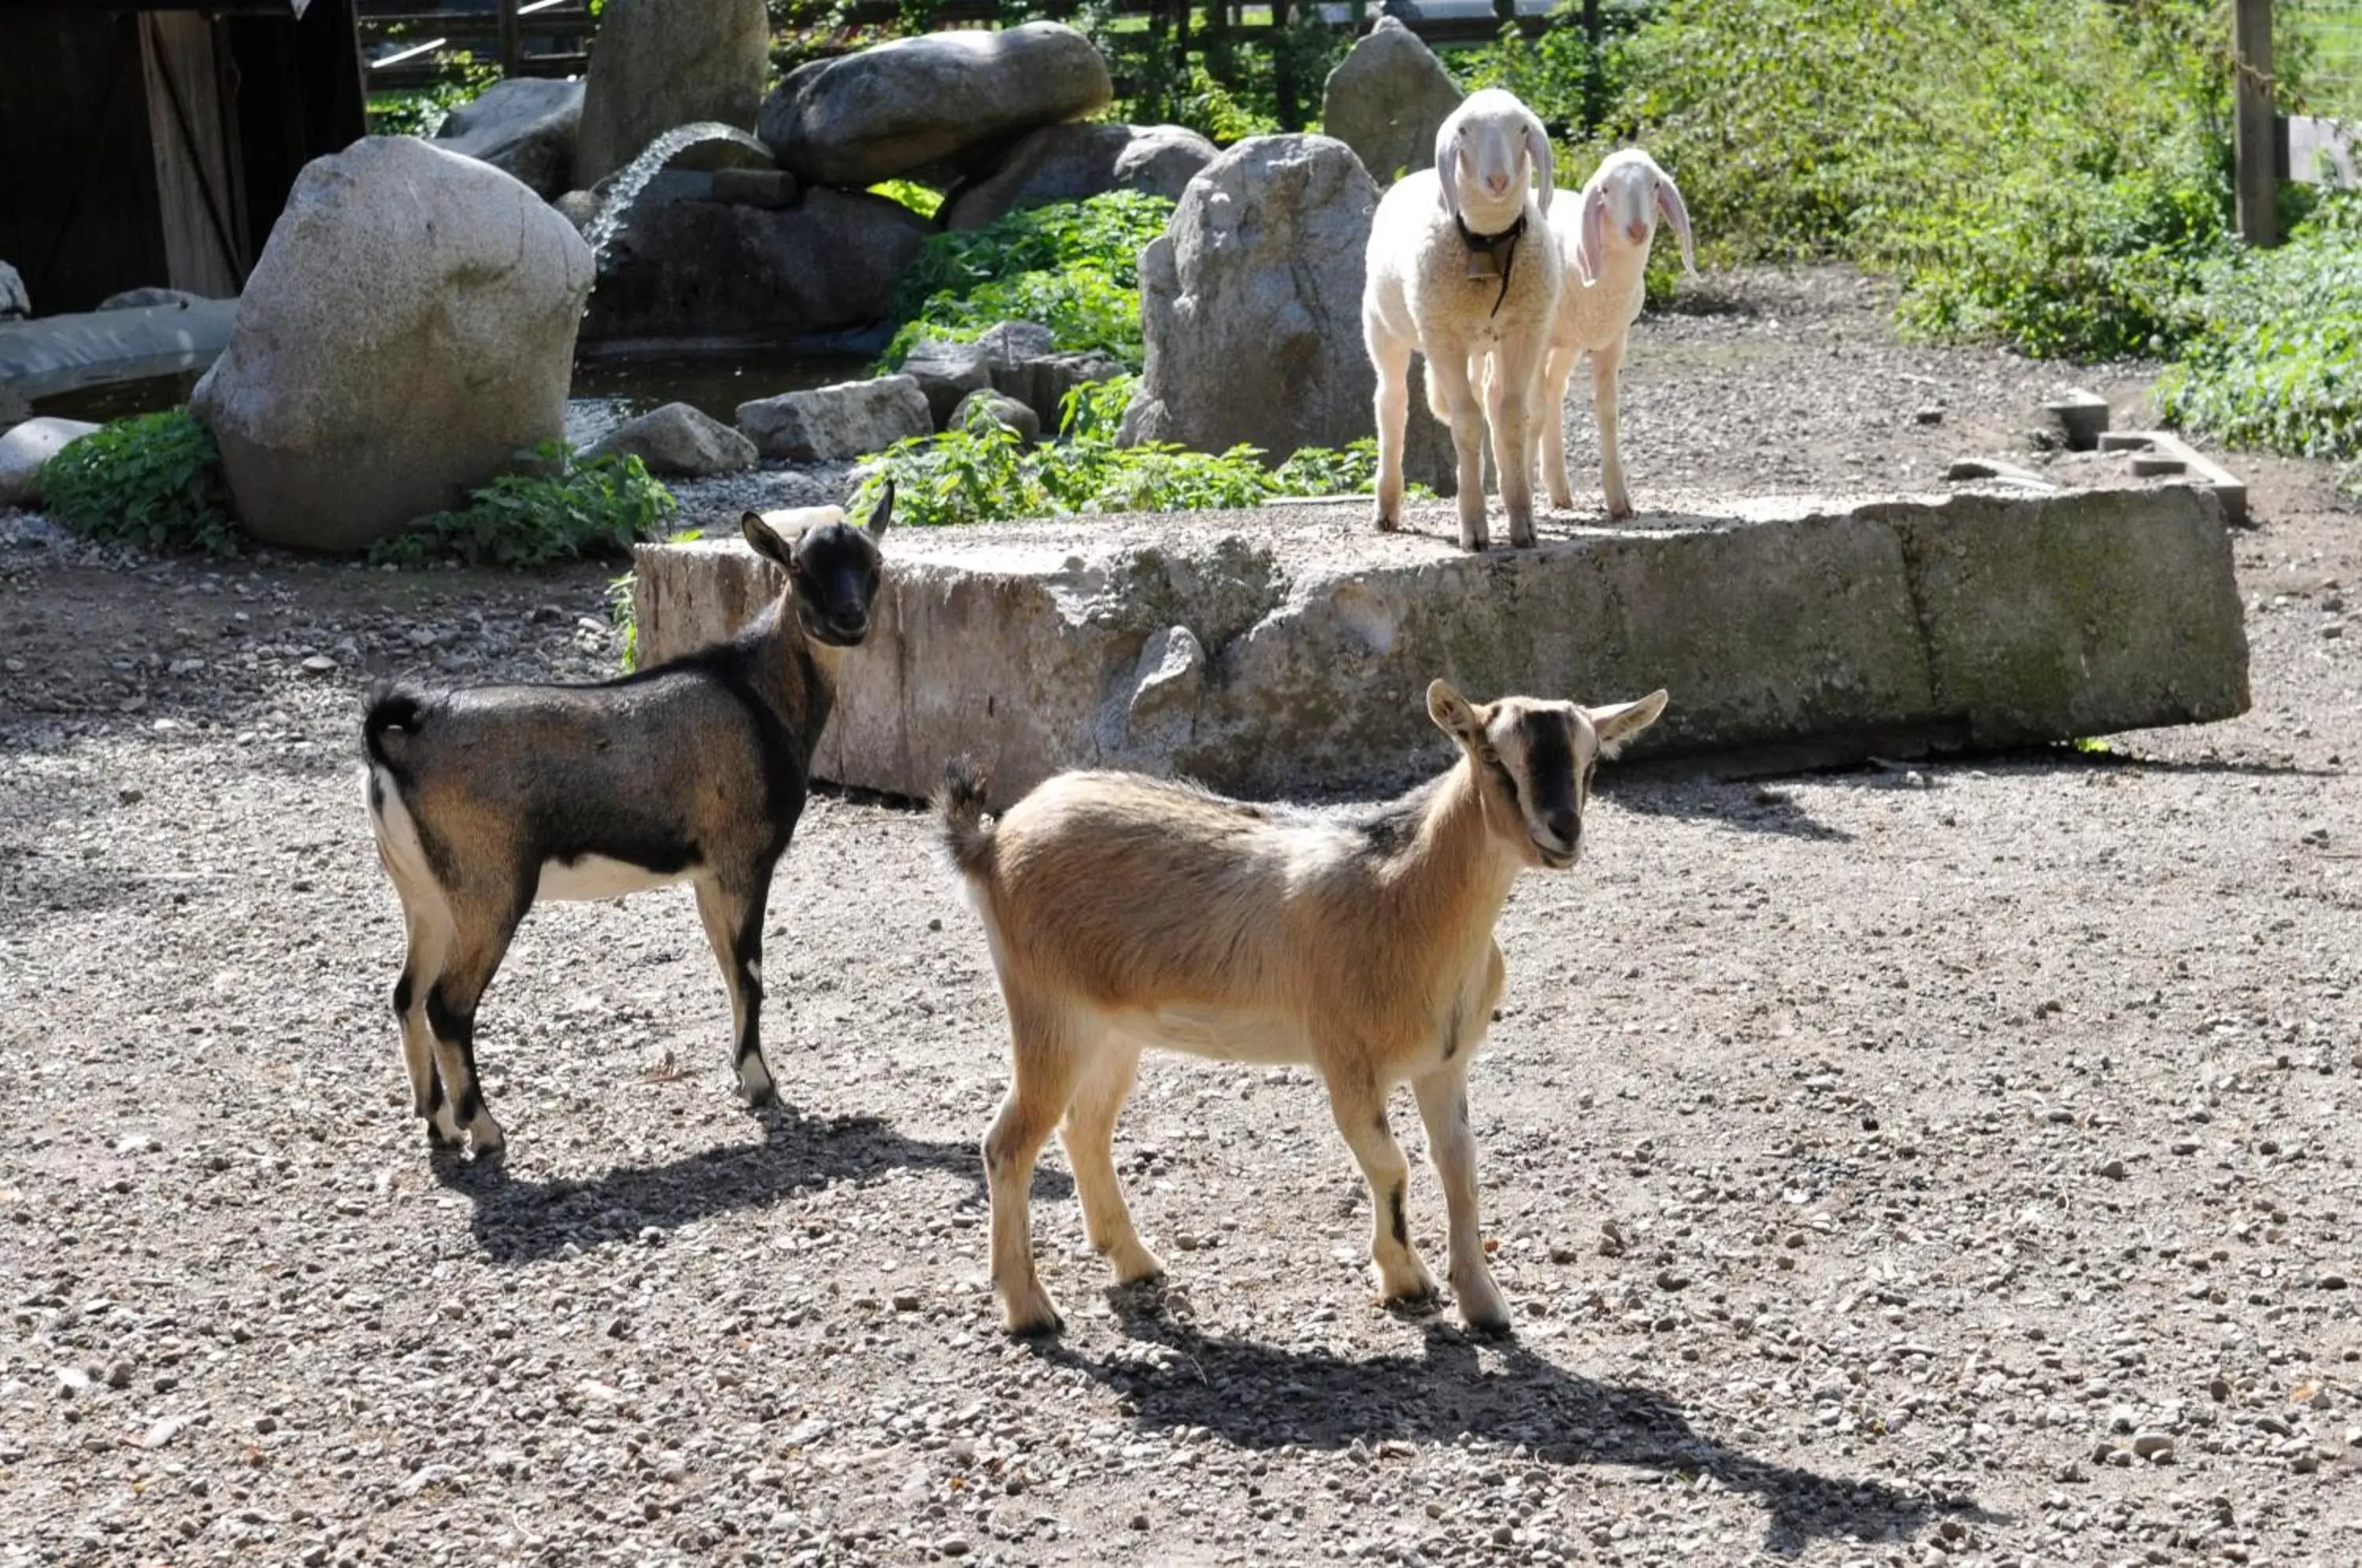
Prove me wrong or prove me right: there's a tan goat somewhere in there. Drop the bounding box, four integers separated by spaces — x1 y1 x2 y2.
937 679 1668 1335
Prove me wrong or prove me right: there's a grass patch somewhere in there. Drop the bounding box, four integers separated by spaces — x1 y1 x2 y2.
879 190 1175 371
369 442 678 569
43 410 240 557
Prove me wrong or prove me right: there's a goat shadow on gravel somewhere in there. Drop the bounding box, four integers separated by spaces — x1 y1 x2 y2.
1042 1306 1996 1556
435 1101 1066 1263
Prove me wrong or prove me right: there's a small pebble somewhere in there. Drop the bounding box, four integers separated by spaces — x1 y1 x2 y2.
2132 1432 2174 1460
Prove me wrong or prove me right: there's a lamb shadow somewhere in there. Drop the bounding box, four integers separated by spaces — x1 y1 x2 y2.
435 1100 1069 1263
1035 1307 1992 1556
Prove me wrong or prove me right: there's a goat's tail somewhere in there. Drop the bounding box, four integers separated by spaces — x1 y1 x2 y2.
362 681 428 769
933 756 995 882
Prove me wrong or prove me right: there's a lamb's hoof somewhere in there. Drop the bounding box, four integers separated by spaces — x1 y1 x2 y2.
1459 534 1491 553
1374 512 1401 534
1379 1286 1446 1319
1001 1283 1065 1338
1507 523 1536 550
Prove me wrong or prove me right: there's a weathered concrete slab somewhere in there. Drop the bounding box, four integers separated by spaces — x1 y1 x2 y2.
635 485 2250 805
0 300 237 401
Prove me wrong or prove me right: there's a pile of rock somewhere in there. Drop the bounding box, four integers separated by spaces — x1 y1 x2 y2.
424 15 1213 349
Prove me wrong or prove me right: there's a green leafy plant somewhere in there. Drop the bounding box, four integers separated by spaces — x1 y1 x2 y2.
370 442 678 569
365 53 499 138
849 377 1428 528
868 178 944 219
2157 193 2362 464
42 409 240 557
879 191 1175 371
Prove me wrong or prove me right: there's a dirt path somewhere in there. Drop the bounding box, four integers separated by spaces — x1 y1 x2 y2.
2 268 2357 1567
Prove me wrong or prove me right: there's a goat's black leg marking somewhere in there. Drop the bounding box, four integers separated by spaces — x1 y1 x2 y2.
1388 1179 1411 1251
699 871 777 1108
425 986 505 1157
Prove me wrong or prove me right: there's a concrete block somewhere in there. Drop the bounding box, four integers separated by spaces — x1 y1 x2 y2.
635 486 2251 804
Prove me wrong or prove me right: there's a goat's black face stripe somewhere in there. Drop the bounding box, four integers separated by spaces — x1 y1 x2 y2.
1523 711 1577 812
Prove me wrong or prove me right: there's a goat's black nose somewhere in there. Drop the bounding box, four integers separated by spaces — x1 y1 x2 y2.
1546 808 1578 847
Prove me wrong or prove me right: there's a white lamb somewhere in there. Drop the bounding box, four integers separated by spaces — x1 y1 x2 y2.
1363 87 1564 550
1512 147 1695 520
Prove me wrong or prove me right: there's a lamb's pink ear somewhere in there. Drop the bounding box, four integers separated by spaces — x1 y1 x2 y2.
1654 172 1696 276
1523 116 1555 217
1575 183 1608 286
1436 136 1463 226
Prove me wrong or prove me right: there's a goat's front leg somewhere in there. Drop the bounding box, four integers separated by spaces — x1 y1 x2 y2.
1060 1040 1163 1285
1412 1067 1510 1333
1324 1067 1438 1306
1422 336 1491 550
1489 335 1547 548
984 997 1083 1335
695 868 776 1107
1366 318 1412 532
1591 337 1631 520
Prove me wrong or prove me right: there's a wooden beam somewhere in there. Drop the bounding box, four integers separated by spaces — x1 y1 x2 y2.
2233 0 2277 247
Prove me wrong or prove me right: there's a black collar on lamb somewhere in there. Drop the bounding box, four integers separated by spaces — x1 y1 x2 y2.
1456 211 1527 319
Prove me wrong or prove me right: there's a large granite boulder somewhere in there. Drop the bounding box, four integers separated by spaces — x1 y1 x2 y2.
942 122 1218 231
737 375 931 461
0 416 98 508
575 0 769 187
581 185 931 343
1120 134 1449 481
435 77 584 198
191 138 594 553
1322 17 1464 184
584 401 757 476
759 23 1113 188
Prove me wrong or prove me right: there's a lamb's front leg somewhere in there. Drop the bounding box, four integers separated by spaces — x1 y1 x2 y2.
1324 1067 1438 1307
1367 317 1412 532
1412 1067 1510 1334
1592 337 1632 520
1422 335 1491 550
1489 335 1549 548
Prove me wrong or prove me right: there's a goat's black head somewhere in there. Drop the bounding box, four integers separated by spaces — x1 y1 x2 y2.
741 480 893 649
1427 680 1669 869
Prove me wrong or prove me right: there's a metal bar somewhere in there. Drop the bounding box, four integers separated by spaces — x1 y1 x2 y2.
497 0 518 73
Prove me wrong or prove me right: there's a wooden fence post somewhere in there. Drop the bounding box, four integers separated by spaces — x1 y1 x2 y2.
497 0 520 76
2233 0 2278 247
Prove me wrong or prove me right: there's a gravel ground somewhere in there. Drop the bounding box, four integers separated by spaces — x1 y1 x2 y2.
3 265 2359 1568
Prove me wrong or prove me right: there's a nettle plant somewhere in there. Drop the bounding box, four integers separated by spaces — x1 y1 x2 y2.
42 409 241 557
369 442 678 570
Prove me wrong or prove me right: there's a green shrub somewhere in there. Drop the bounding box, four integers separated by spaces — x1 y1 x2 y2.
2156 194 2362 464
42 409 240 557
879 191 1175 370
365 54 498 138
868 178 944 218
850 377 1426 527
1483 0 2237 361
369 442 678 568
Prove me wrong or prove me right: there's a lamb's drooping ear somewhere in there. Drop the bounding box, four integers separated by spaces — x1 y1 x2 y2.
742 510 796 571
1653 171 1696 276
1576 182 1609 287
1427 679 1485 746
861 478 894 539
1587 689 1669 757
1523 115 1556 217
1436 134 1464 226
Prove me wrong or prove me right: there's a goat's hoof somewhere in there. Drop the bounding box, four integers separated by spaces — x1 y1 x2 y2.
1109 1244 1167 1285
1456 1289 1515 1337
740 1075 778 1110
1003 1304 1065 1339
1379 1286 1445 1318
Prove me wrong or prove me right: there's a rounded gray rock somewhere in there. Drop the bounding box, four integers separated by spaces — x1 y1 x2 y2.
435 77 585 199
191 137 594 553
759 23 1113 189
584 402 757 477
1322 18 1465 185
575 0 769 188
950 387 1042 446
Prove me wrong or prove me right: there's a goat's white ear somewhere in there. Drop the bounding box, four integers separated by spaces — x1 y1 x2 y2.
742 510 795 570
1523 116 1555 217
862 478 894 539
1575 183 1608 287
1653 172 1696 277
1435 137 1463 226
1427 679 1483 745
1587 689 1668 757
